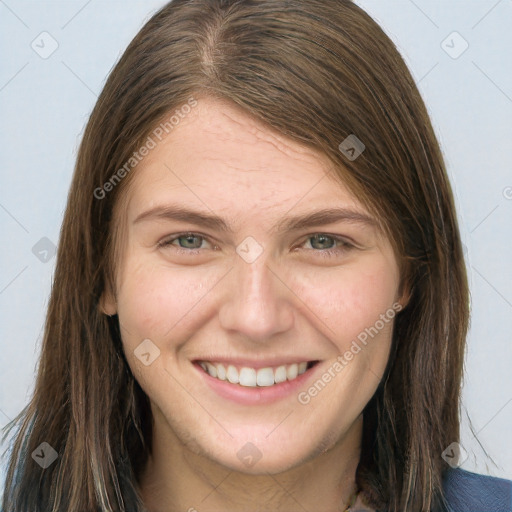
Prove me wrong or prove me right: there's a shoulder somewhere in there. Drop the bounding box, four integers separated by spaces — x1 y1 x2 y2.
441 467 512 512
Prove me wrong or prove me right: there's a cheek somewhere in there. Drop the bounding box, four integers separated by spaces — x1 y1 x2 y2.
292 261 398 419
290 258 399 350
115 256 219 347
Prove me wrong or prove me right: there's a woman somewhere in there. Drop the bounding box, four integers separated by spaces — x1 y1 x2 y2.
2 1 511 511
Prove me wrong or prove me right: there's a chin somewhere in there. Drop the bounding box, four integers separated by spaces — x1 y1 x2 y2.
198 427 328 475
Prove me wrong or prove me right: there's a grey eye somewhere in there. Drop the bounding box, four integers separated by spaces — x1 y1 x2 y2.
176 234 204 249
308 234 336 250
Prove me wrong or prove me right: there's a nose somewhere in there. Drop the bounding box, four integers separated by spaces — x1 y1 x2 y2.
218 252 295 343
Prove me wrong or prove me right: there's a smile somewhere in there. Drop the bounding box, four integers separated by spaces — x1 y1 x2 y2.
197 360 317 387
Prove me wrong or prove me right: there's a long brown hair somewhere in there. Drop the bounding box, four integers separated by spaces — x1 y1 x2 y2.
2 1 469 510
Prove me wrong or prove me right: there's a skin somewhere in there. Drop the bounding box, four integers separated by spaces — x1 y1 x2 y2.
102 96 407 512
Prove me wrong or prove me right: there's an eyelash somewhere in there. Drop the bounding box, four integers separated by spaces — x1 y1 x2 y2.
157 232 354 258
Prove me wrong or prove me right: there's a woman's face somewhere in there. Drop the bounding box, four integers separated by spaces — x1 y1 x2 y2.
104 96 404 474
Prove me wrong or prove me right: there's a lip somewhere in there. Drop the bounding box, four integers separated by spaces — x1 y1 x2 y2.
193 360 321 405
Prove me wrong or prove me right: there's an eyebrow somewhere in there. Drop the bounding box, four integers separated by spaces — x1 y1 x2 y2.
133 204 377 234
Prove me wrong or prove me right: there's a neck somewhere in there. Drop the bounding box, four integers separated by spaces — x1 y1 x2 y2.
138 410 363 512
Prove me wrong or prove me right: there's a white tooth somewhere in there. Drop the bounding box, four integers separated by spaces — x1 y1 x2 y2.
216 363 227 381
256 367 275 386
274 365 287 383
226 365 239 384
206 362 309 386
205 362 217 378
286 363 298 380
239 367 257 387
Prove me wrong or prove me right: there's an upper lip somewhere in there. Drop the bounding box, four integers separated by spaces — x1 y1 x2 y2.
193 357 320 369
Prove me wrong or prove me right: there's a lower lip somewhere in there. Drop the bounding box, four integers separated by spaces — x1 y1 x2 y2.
194 362 320 405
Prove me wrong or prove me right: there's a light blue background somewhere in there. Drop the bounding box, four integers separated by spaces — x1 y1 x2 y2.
1 0 511 489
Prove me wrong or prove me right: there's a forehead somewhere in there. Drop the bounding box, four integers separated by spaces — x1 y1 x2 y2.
167 96 326 167
121 96 367 221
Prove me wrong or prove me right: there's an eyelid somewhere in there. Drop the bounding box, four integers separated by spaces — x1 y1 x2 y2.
157 231 216 250
294 234 356 258
297 233 356 248
157 231 357 256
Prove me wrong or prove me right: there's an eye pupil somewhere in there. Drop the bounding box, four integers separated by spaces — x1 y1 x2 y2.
179 234 202 249
311 234 335 250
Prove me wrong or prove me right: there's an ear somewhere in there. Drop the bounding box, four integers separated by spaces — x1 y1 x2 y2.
396 279 412 311
99 286 117 316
